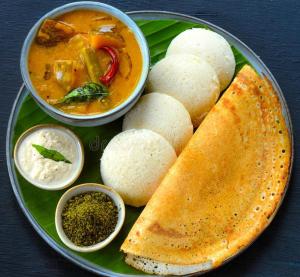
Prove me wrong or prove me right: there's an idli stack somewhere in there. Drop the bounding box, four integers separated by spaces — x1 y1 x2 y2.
146 54 220 127
166 28 235 91
123 93 193 154
100 27 237 209
100 129 176 207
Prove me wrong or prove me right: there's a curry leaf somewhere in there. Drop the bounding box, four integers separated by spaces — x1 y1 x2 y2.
59 82 109 104
32 144 72 164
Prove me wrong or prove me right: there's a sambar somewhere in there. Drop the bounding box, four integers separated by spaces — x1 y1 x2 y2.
28 9 143 115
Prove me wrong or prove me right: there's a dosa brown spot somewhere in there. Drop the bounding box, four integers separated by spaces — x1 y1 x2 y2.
148 223 186 238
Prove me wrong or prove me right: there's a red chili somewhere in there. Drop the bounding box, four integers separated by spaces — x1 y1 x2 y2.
99 46 119 86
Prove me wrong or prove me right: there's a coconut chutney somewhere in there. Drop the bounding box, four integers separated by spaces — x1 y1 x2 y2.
15 125 83 190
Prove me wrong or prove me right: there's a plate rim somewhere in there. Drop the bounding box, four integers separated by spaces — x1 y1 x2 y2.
6 10 294 277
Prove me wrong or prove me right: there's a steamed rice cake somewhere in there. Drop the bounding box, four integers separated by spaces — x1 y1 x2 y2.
100 129 176 207
146 54 220 127
166 28 235 91
123 93 193 154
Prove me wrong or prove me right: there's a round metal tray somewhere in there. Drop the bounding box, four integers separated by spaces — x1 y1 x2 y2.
6 11 293 277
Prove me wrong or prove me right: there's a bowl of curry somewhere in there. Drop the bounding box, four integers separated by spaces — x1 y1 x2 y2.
20 1 150 126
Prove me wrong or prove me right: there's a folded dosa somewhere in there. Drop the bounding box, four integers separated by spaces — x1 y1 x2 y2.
121 65 291 275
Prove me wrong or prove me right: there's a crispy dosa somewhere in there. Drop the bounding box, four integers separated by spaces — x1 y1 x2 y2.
121 65 291 275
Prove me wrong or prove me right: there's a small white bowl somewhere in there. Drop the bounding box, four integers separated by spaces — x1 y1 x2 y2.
55 183 125 252
14 124 84 190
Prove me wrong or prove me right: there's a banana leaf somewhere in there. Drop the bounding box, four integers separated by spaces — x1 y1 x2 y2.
11 19 249 275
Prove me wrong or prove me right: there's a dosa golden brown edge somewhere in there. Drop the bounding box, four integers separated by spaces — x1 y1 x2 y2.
121 65 292 275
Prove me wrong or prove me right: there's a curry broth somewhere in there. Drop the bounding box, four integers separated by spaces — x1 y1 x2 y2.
28 10 143 115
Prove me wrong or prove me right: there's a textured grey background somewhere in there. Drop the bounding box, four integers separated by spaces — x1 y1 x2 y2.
0 0 299 276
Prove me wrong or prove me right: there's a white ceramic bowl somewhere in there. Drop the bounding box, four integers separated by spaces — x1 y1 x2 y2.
14 124 84 190
20 1 150 127
55 183 125 252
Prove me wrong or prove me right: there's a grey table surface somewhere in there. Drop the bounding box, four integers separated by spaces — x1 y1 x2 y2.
0 0 299 276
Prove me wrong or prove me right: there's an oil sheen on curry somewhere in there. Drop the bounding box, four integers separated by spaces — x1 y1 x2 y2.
28 10 143 115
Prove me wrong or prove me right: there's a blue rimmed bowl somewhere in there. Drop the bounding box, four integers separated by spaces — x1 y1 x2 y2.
20 1 150 127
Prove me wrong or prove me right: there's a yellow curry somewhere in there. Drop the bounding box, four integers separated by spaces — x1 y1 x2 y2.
28 10 143 115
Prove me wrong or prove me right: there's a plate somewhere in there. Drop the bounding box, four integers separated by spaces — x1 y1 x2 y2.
6 11 293 276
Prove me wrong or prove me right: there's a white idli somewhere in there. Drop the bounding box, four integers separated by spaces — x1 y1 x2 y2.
146 54 220 127
166 28 235 91
100 129 176 207
123 93 193 154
